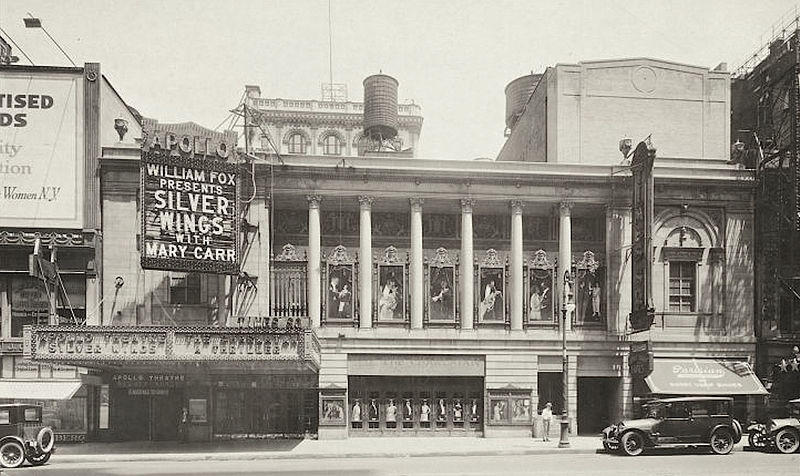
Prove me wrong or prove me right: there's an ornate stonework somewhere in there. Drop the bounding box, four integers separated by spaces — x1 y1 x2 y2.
409 198 424 211
306 195 323 209
358 195 374 209
276 243 302 261
460 198 476 213
510 200 524 214
481 248 503 267
528 249 553 270
429 247 454 268
575 250 600 272
381 245 400 264
326 245 354 263
0 229 86 247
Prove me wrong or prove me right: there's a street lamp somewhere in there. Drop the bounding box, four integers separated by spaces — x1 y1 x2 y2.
23 14 76 66
559 269 573 448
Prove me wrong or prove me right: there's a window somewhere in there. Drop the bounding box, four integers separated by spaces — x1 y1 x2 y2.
24 407 40 422
323 135 341 155
669 261 695 312
288 133 306 154
0 410 8 424
170 273 202 305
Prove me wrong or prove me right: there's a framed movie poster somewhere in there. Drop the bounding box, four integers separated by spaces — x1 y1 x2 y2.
320 397 346 425
574 250 603 326
527 250 555 324
325 245 355 323
478 249 505 323
377 264 405 321
429 266 455 321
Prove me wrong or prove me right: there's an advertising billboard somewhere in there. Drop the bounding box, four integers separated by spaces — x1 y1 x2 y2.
0 72 82 228
140 147 239 274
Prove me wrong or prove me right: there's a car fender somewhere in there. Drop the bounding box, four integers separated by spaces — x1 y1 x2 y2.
770 423 800 437
0 435 25 447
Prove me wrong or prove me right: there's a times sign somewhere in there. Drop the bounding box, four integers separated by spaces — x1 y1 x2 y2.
140 148 239 274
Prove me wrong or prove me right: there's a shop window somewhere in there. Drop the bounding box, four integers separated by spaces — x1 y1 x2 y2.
668 261 696 313
99 384 110 429
169 273 202 305
287 133 306 154
322 134 341 155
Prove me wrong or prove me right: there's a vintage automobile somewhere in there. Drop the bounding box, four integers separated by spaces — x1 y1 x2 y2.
746 397 800 453
602 397 742 456
0 404 55 468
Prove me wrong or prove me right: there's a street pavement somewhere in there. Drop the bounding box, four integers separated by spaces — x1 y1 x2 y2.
4 451 798 476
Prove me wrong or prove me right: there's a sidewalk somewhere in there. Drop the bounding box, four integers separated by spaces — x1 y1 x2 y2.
54 436 613 463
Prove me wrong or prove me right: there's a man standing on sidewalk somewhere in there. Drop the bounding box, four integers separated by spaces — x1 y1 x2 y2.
541 402 553 442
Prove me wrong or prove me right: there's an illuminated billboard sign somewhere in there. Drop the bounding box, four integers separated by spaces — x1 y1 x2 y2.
0 72 81 228
140 147 239 274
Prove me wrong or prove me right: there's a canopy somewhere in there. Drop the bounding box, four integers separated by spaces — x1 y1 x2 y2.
644 359 768 395
0 381 82 400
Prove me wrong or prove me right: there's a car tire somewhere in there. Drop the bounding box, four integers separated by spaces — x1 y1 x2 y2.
37 427 54 453
775 428 800 454
0 440 25 468
621 431 645 456
27 451 51 466
710 428 734 455
749 431 767 449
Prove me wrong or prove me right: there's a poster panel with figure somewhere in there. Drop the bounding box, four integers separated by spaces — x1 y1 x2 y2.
321 398 345 424
576 269 604 325
478 267 505 322
377 264 405 321
327 263 354 321
429 265 455 321
528 268 554 323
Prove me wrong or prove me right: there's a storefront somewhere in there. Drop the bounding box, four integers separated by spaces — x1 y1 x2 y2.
635 358 768 422
24 325 321 441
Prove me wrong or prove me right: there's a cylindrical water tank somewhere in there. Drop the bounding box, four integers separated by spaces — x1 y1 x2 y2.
505 73 542 129
363 74 399 140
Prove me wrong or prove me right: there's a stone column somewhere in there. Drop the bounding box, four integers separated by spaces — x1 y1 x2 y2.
460 199 475 329
558 201 573 331
358 196 374 328
307 195 322 328
410 198 424 329
510 200 524 330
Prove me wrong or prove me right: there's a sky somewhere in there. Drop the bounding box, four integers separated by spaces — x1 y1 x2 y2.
1 0 798 160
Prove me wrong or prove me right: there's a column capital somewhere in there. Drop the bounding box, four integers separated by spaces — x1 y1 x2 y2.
358 195 374 210
409 197 424 211
460 198 476 213
510 199 524 214
306 194 323 209
558 201 573 213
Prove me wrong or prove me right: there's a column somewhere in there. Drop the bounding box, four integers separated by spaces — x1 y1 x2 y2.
460 199 475 329
510 200 524 330
240 196 270 318
358 196 374 328
558 201 573 331
410 198 424 329
606 206 631 334
307 195 322 328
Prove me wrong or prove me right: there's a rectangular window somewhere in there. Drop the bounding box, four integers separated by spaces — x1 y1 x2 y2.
170 273 202 305
669 261 695 313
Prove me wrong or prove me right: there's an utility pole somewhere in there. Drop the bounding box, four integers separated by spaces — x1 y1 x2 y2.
559 269 574 448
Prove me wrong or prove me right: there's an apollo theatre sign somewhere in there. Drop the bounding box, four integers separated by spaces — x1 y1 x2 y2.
140 127 239 274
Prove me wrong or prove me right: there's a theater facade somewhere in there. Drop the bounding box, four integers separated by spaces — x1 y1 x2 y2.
23 57 764 441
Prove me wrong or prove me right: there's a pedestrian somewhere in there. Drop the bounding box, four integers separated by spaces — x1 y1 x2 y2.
541 402 553 442
178 407 189 443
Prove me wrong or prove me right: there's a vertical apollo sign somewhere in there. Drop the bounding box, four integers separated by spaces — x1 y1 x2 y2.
140 138 239 274
629 139 656 333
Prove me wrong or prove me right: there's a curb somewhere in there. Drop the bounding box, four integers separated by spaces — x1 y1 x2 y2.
53 447 602 463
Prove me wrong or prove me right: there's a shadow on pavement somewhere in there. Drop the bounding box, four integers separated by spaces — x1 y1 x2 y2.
55 438 305 455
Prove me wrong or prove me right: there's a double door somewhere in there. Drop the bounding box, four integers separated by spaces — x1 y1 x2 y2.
348 376 483 436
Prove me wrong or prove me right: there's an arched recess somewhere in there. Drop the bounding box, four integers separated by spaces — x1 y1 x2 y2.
281 127 311 146
317 129 345 146
653 208 720 262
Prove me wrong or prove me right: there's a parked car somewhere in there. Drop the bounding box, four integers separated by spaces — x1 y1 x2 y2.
746 397 800 454
602 397 742 456
0 404 55 468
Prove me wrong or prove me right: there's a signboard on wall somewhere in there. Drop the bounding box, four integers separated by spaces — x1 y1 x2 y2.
140 147 239 274
629 139 656 334
0 72 82 228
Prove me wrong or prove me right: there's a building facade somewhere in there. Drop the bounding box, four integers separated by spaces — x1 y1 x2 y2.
21 57 763 442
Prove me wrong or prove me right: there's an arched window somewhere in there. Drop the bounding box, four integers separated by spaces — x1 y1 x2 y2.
323 134 342 155
288 133 306 154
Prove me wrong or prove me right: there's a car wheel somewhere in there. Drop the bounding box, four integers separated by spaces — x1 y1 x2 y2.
710 428 734 455
775 428 800 454
27 451 51 466
0 440 25 468
748 432 767 449
37 427 54 453
621 431 645 456
603 441 620 452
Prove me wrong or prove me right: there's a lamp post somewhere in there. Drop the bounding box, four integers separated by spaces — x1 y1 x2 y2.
559 270 572 448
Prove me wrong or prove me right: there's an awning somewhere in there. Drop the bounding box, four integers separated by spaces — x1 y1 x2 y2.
645 359 768 395
0 381 82 400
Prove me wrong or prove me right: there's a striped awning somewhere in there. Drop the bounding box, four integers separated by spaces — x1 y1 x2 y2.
645 359 768 395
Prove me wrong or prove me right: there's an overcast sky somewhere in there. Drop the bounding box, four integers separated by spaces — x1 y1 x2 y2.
1 0 798 159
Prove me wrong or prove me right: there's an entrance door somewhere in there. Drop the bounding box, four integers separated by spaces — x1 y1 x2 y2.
577 377 616 435
151 392 183 441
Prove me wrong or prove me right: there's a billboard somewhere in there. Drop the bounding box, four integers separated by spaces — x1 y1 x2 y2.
0 72 81 228
140 147 239 274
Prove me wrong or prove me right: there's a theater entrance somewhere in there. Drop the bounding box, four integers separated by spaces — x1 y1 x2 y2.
111 388 184 441
577 377 618 435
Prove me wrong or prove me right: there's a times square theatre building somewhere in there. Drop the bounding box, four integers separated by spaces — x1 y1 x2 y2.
25 57 765 441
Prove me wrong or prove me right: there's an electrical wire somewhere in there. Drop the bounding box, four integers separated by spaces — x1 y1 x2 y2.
0 26 34 64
